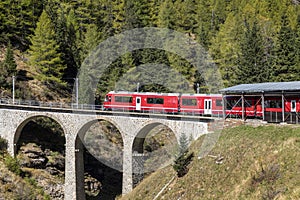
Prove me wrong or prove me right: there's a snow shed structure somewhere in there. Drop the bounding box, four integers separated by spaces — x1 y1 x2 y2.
220 81 300 123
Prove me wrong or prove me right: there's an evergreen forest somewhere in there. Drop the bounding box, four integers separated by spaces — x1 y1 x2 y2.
1 0 300 103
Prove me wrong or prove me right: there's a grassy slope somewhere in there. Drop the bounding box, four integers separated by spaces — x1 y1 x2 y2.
121 124 300 200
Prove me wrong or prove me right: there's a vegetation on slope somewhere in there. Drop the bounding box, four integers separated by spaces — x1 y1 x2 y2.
121 124 300 200
0 143 51 199
1 1 300 102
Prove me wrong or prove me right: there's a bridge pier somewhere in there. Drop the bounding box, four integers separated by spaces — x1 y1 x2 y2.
65 133 79 199
122 139 133 194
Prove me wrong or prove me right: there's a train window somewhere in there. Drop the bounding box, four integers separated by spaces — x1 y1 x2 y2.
265 100 282 108
147 98 164 104
182 98 197 106
216 99 222 107
115 96 133 103
105 95 111 102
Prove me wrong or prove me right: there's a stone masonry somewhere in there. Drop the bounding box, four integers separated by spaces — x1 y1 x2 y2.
0 108 208 199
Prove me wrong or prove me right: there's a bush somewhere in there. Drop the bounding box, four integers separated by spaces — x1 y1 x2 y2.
4 155 22 176
173 133 194 177
173 152 194 177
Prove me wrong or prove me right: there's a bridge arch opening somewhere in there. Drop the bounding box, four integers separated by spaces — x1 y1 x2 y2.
132 122 178 187
75 119 124 200
14 115 66 199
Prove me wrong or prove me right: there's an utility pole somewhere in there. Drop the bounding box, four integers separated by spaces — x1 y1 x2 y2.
137 82 140 92
12 75 15 104
75 77 79 108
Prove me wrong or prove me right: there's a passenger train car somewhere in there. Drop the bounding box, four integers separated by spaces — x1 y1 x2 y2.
103 91 223 115
103 91 300 122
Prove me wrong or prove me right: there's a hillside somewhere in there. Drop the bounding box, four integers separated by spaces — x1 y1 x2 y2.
1 1 300 103
120 124 300 200
0 153 52 199
0 46 71 102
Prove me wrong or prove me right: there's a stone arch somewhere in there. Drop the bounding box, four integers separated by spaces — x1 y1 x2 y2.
77 116 126 141
133 120 180 152
131 120 178 187
74 117 125 200
13 113 67 156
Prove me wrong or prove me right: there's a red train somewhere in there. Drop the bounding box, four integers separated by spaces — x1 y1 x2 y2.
103 91 300 122
103 91 223 116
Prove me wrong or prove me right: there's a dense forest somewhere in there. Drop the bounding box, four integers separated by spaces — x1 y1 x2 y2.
0 0 300 102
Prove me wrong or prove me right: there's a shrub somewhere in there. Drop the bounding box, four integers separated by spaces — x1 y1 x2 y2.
4 155 22 176
173 133 194 177
173 152 194 177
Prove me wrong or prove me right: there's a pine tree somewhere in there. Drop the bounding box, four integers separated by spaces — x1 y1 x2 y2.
157 0 176 29
0 42 17 89
173 133 194 177
178 133 189 155
28 10 66 86
3 42 17 76
209 13 243 87
124 0 152 29
80 24 101 62
235 20 270 84
272 13 300 81
112 0 126 33
0 0 43 48
174 0 197 33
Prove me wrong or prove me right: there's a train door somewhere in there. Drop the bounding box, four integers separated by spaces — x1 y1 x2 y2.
136 97 141 111
204 99 212 115
291 100 296 112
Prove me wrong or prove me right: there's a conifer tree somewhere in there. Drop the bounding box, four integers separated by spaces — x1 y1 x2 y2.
0 0 43 48
235 20 269 84
178 133 189 155
173 133 194 177
28 10 66 86
0 42 17 89
209 13 243 87
272 14 300 81
157 0 176 29
112 0 126 33
80 24 101 62
3 42 17 76
174 0 197 33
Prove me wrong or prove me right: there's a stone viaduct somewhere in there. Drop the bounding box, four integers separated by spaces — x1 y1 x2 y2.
0 106 208 199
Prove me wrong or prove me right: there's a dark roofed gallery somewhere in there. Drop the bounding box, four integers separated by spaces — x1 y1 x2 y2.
220 81 300 123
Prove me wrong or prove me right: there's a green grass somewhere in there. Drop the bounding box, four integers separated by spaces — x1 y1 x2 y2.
121 124 300 200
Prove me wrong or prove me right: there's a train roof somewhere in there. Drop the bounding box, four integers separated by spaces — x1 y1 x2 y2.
181 93 221 97
220 81 300 94
107 91 180 96
107 91 222 97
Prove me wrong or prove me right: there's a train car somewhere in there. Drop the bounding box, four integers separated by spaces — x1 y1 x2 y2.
263 97 300 122
103 91 274 118
103 91 135 111
136 92 179 113
180 94 223 116
103 91 180 113
211 94 223 116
